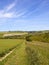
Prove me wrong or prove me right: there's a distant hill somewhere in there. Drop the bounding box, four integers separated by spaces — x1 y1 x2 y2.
0 30 49 40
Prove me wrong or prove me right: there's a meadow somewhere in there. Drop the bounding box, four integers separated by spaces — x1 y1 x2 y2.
0 40 49 65
0 31 49 65
0 39 24 59
26 41 49 65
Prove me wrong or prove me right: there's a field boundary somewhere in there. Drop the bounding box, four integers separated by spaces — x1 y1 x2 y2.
0 49 15 61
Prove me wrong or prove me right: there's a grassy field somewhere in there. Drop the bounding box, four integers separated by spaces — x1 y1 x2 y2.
0 39 24 58
26 41 49 65
0 39 26 65
0 39 49 65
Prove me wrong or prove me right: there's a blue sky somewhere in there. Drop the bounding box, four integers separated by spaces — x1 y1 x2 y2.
0 0 49 31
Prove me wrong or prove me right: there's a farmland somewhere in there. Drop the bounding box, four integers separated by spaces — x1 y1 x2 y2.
0 39 24 64
0 40 49 65
0 31 49 65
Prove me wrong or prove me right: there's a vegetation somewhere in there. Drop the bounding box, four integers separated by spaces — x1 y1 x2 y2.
0 39 23 58
26 32 49 43
0 31 49 65
26 35 33 41
25 41 49 65
25 45 41 65
0 40 49 65
0 31 28 39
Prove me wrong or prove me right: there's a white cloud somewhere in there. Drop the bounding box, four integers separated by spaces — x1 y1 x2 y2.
3 12 14 18
0 9 27 18
0 10 14 18
0 1 27 18
15 11 26 18
0 10 26 18
6 2 16 11
0 2 16 18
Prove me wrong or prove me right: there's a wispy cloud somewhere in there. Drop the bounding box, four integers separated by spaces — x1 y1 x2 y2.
0 10 14 18
0 8 27 18
0 0 28 18
0 1 16 18
6 2 16 11
3 12 14 18
0 10 27 18
15 11 27 18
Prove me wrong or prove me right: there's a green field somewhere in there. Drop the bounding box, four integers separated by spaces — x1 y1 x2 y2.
0 39 49 65
0 39 23 53
26 41 49 65
0 39 24 58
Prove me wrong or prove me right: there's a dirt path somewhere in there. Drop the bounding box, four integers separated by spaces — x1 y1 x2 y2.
0 49 15 61
4 42 27 65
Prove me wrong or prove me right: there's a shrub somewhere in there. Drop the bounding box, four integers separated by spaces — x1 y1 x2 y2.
26 35 33 42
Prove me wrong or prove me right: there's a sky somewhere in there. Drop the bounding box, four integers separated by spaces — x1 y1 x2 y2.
0 0 49 31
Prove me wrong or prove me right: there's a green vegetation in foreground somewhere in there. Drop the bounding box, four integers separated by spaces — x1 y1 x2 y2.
0 39 26 65
0 30 49 65
0 39 24 58
0 39 49 65
26 41 49 65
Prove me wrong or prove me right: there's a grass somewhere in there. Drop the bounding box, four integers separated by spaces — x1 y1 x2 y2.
0 39 49 65
26 41 49 65
0 39 26 65
0 39 24 57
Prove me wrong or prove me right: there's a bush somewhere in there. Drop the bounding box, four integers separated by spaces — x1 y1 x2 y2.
26 35 33 42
